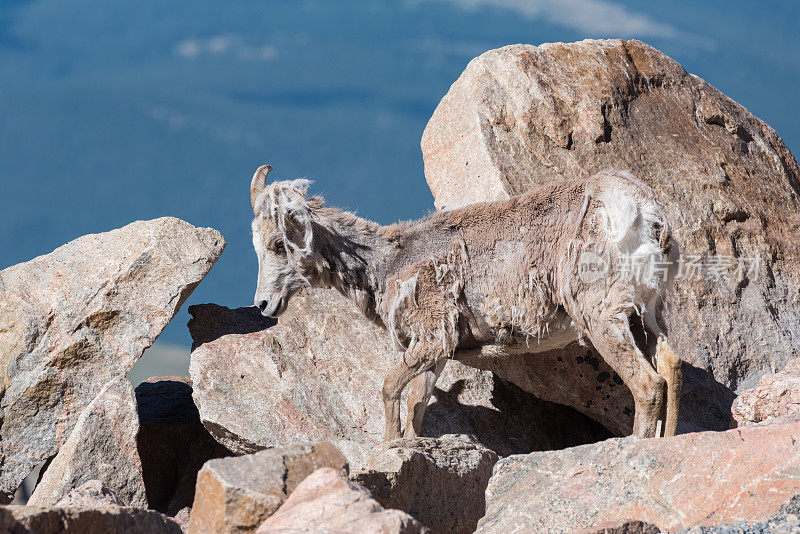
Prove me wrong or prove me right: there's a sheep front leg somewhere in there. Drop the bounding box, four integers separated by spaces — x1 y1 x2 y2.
382 353 434 441
404 359 447 438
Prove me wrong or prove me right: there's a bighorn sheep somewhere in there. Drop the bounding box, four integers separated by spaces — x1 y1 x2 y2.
250 165 682 439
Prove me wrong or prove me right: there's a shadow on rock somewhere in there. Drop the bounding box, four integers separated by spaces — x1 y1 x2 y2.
422 374 613 456
135 377 233 514
678 361 737 434
188 304 276 349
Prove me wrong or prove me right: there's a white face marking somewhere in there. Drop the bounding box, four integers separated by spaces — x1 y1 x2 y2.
252 216 291 315
252 218 265 257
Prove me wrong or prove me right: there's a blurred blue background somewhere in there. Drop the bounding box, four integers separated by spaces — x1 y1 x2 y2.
2 0 798 367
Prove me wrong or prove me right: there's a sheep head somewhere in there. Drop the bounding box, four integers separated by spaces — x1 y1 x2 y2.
250 165 322 317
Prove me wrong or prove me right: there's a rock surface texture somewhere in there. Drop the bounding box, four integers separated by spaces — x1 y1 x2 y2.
0 217 224 502
478 421 800 533
135 376 232 514
28 376 145 508
0 504 182 533
256 467 429 534
173 507 191 532
421 39 800 433
732 358 800 427
54 479 124 508
188 289 610 464
188 442 348 534
674 494 800 533
353 434 497 534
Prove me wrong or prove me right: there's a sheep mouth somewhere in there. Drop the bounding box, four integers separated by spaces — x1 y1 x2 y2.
265 297 287 318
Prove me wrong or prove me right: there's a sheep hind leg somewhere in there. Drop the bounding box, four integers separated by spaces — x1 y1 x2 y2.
584 313 666 438
383 354 435 442
642 305 682 437
404 358 447 438
653 336 681 437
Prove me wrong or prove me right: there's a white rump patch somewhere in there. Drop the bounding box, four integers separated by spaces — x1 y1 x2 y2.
597 188 665 293
597 190 640 245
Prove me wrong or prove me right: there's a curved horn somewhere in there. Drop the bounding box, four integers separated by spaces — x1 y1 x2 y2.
250 164 272 211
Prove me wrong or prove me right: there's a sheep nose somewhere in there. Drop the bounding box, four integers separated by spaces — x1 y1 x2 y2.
257 300 269 312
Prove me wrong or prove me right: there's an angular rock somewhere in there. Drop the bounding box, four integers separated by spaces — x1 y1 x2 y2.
188 442 348 534
255 467 429 534
54 479 124 508
188 289 610 465
28 376 146 508
135 376 232 514
478 421 800 532
732 359 800 427
0 504 182 533
353 434 497 534
0 217 224 502
421 39 800 433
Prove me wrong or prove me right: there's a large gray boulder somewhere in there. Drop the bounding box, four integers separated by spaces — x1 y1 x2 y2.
421 38 800 433
188 289 610 466
0 217 224 502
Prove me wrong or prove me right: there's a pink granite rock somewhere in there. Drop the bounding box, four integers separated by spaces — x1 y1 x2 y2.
732 359 800 427
188 442 348 534
478 421 800 532
256 467 428 534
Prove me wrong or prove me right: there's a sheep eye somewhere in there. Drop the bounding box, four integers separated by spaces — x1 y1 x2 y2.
273 240 286 254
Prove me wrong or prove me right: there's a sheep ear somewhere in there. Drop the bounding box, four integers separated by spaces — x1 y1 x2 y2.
250 164 272 211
